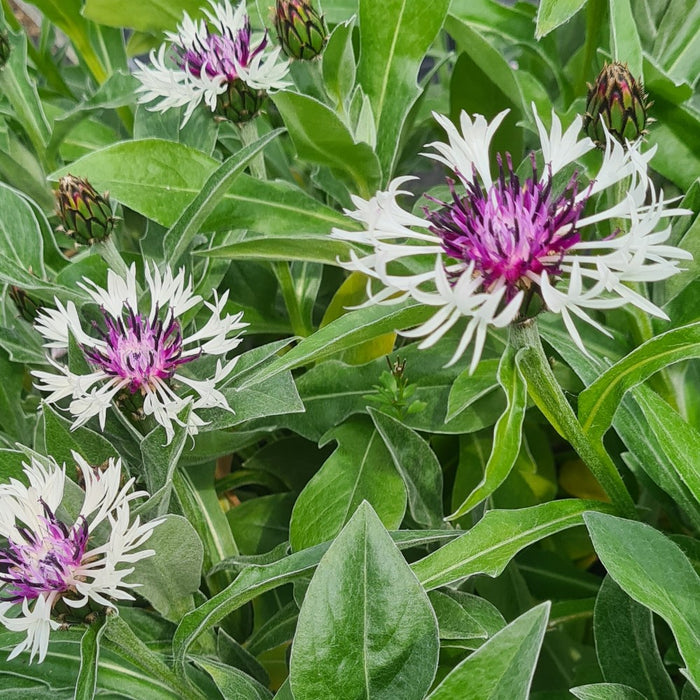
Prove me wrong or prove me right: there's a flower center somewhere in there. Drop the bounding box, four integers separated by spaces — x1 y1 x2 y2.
85 306 194 393
0 506 88 601
426 154 587 295
177 18 266 83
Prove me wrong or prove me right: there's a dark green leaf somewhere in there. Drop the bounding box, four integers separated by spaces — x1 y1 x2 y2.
594 576 678 700
426 603 549 699
585 512 700 689
369 408 444 528
290 502 439 700
413 500 613 590
289 416 407 550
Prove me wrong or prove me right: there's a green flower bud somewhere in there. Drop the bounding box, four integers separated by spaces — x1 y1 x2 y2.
583 62 650 146
56 175 116 245
9 285 41 322
273 0 328 61
215 78 267 124
0 31 10 69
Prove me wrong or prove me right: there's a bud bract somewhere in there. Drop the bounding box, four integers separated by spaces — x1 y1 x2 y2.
583 62 650 146
56 175 116 245
0 31 10 69
9 286 41 322
273 0 328 61
215 78 267 124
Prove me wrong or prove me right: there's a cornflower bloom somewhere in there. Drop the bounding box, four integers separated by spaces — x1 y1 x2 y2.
33 264 247 443
134 0 290 124
0 453 160 663
331 107 691 371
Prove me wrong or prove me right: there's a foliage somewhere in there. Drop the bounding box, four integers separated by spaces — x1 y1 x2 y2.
0 0 697 698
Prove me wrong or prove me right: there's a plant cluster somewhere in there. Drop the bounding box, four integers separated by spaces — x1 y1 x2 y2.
0 0 697 698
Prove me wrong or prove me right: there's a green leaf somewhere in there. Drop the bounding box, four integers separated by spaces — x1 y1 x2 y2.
357 0 451 180
131 515 203 623
290 502 439 700
273 91 380 195
446 17 527 156
446 358 499 421
412 499 613 590
50 140 350 234
173 465 238 583
0 181 46 278
426 603 549 699
206 370 304 431
43 403 118 467
632 386 700 508
652 0 700 87
0 348 29 443
75 617 107 700
447 346 527 519
226 493 295 555
163 128 284 266
47 72 138 162
594 576 678 700
140 417 190 511
200 233 354 267
322 18 356 107
571 684 651 700
368 408 444 529
173 530 459 680
428 590 505 645
194 658 272 700
238 302 432 389
609 0 643 77
578 321 700 440
535 0 588 38
585 512 700 689
0 29 51 159
82 0 203 32
289 416 407 550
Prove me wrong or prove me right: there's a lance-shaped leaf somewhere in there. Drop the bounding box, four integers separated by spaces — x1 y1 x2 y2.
585 512 700 690
290 502 439 700
447 346 527 519
413 500 613 590
426 602 549 699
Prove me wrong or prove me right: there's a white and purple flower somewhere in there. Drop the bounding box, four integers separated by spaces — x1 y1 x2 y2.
134 0 290 123
0 453 160 663
332 107 691 371
33 264 247 442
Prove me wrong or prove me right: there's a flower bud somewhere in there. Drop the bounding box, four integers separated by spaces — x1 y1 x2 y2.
55 175 116 245
273 0 328 61
9 285 41 322
0 31 10 69
583 62 650 146
215 78 267 124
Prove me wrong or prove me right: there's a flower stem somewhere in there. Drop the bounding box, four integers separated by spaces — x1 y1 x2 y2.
102 613 205 700
273 259 312 337
237 119 311 336
93 236 129 278
509 319 637 519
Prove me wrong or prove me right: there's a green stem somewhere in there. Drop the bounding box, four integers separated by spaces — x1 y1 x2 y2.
93 236 129 278
237 120 266 179
509 319 637 519
237 119 311 336
102 613 205 700
273 260 312 337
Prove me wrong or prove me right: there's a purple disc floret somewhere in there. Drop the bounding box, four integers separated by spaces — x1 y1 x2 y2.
84 306 196 394
176 14 267 82
0 505 89 602
426 153 588 299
